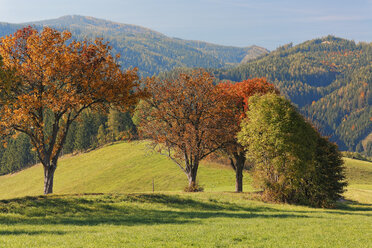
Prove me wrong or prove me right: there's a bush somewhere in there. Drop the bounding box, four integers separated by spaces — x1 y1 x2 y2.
238 93 347 207
301 136 347 208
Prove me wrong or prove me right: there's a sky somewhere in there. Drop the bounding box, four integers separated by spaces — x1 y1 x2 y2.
0 0 371 50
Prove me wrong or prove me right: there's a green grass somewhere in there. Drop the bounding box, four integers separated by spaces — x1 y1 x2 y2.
0 141 251 199
0 193 371 248
0 141 371 247
344 158 372 204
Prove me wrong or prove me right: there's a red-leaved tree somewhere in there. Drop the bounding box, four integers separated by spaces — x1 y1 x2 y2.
218 78 278 192
139 69 235 190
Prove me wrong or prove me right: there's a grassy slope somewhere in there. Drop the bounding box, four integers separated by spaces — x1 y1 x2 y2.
0 141 371 247
0 141 252 199
0 141 371 203
344 158 372 204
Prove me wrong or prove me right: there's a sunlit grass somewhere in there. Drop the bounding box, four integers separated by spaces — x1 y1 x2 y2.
0 193 370 248
343 158 372 204
0 141 248 199
0 141 371 247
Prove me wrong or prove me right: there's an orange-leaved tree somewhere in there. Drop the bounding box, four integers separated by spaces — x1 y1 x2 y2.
0 27 145 194
139 69 235 190
218 78 278 192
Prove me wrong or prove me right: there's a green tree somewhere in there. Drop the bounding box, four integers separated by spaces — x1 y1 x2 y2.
238 93 346 207
97 124 108 146
107 108 136 142
0 133 36 174
303 135 347 207
74 112 94 152
62 121 77 155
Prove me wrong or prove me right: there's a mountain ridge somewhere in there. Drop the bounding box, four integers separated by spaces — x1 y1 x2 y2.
23 15 167 38
0 15 269 76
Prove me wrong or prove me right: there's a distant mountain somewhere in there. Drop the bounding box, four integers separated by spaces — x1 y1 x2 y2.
216 36 372 155
0 15 269 77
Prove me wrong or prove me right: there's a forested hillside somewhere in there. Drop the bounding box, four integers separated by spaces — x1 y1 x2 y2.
0 17 370 175
0 15 268 77
217 36 372 155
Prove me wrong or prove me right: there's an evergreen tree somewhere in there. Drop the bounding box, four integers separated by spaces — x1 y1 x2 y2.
97 124 108 146
63 121 77 155
0 133 36 174
107 108 136 142
74 112 94 152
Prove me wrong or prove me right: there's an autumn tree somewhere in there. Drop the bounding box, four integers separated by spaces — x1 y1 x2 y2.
0 27 144 194
139 69 234 190
218 78 277 192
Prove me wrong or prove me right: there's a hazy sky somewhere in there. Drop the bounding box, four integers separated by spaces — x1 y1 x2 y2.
0 0 371 50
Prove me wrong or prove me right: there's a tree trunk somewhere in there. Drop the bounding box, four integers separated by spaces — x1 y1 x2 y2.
187 162 199 188
188 169 198 187
236 166 243 193
43 164 56 194
234 154 246 193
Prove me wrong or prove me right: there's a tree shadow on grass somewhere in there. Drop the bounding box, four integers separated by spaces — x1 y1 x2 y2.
0 194 313 227
235 197 372 217
328 200 372 216
121 193 372 217
120 193 275 212
0 230 68 236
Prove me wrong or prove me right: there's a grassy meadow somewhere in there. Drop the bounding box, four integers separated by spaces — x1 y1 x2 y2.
0 141 371 247
0 142 249 199
343 158 372 204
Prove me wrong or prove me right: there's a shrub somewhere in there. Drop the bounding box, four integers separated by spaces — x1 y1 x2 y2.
238 93 347 207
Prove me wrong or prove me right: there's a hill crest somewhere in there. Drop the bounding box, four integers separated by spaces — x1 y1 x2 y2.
0 15 269 76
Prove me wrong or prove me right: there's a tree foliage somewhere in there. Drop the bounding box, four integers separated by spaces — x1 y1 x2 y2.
139 69 234 190
217 78 278 192
0 26 145 194
107 108 137 142
238 93 346 207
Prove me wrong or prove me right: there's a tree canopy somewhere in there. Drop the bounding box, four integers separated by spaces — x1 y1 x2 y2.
139 69 234 189
217 78 278 192
0 26 145 194
238 93 347 207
